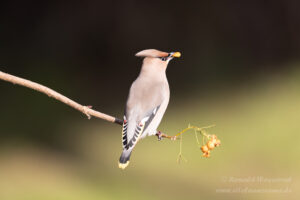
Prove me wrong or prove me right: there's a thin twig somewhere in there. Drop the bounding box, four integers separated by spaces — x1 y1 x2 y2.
157 124 216 141
177 134 187 163
194 129 201 147
0 71 123 125
174 125 215 138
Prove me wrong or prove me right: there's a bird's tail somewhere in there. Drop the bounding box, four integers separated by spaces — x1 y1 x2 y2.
118 149 132 169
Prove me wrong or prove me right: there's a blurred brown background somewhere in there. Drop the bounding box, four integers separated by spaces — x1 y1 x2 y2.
0 1 299 200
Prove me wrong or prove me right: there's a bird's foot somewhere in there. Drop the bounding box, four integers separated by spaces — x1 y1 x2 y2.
156 131 163 141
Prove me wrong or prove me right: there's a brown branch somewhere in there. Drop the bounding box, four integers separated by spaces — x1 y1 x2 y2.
0 71 123 125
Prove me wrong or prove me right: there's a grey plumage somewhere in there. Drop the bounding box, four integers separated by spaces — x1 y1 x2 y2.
118 49 181 169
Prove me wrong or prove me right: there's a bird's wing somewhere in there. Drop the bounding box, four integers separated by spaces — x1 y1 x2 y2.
122 78 167 150
142 105 161 131
122 105 161 150
121 117 129 149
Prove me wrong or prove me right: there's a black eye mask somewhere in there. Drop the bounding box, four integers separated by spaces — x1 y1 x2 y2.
159 53 171 61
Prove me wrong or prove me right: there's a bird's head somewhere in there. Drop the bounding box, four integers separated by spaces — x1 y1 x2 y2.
135 49 181 64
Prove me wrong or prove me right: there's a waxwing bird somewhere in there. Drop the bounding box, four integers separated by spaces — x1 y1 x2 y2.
118 49 181 169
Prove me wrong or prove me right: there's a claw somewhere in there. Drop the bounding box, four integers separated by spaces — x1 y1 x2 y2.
156 131 163 141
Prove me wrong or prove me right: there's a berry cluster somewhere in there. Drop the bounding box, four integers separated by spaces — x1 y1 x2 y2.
200 135 221 158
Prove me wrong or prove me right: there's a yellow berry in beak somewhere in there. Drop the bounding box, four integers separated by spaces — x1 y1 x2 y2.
172 52 181 58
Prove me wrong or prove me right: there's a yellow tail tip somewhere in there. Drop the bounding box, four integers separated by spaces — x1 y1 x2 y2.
118 161 130 169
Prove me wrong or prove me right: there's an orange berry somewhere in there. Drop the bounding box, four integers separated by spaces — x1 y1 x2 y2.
200 145 209 153
211 134 217 140
210 135 217 143
215 139 221 147
203 152 210 158
207 141 215 150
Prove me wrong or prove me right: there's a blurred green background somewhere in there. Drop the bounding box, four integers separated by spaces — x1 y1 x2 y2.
0 1 299 200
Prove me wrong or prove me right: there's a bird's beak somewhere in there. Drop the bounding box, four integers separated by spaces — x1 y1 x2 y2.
170 52 181 58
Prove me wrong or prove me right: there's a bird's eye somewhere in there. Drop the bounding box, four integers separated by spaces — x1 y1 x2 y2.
160 57 167 61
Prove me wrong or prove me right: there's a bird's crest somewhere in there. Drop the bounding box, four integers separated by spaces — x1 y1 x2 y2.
135 49 169 58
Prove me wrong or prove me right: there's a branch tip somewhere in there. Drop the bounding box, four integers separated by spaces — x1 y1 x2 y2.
0 71 120 124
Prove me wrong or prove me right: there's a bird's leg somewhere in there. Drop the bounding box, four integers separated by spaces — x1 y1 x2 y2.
156 131 177 141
